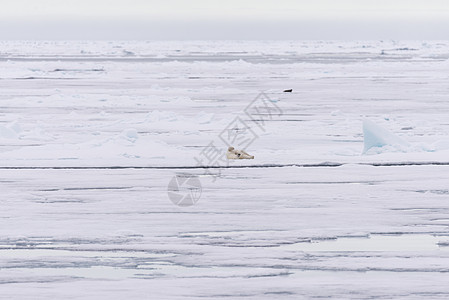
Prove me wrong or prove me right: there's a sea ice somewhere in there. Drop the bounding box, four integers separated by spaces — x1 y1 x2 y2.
0 123 20 139
363 118 410 154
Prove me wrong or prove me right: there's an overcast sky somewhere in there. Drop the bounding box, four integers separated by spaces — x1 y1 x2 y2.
1 0 448 40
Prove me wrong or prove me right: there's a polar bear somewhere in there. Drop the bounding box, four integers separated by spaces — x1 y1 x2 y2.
226 147 254 159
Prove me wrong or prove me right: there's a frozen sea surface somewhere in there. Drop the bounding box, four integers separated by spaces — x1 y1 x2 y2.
1 40 449 299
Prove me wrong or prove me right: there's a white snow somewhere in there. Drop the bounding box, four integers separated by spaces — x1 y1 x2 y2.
1 40 449 299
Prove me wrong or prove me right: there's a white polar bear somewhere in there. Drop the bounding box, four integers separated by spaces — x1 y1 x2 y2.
226 147 254 159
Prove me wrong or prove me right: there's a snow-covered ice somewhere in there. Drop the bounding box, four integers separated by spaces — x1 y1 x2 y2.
1 40 449 299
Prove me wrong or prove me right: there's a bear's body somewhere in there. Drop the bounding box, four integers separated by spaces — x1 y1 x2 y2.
226 147 254 159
